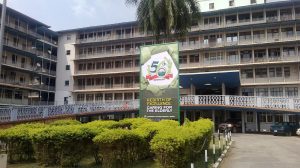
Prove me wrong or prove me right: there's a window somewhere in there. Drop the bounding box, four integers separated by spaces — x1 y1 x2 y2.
274 114 283 123
269 67 282 78
86 78 94 86
78 64 86 71
67 35 71 40
242 88 254 96
189 54 199 63
179 55 187 64
251 0 257 4
66 50 71 55
77 94 84 102
12 54 17 64
124 93 133 100
65 80 69 86
14 91 22 100
283 47 295 57
95 93 103 101
284 67 290 77
260 112 273 123
209 3 214 10
270 87 283 97
134 92 139 99
87 63 95 70
66 65 70 70
285 87 298 97
246 112 254 123
256 88 268 97
241 69 253 78
229 0 234 7
86 94 94 102
255 68 267 78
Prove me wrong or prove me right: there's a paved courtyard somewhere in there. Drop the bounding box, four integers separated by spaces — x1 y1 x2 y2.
220 134 300 168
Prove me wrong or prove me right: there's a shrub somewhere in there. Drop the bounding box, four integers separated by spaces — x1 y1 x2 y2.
119 118 152 129
150 119 213 168
30 125 96 167
93 129 150 168
0 123 44 163
48 119 81 126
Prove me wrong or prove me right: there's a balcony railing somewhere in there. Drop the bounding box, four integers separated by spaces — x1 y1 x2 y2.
1 60 56 76
0 79 55 91
1 95 299 123
76 48 139 59
74 83 139 91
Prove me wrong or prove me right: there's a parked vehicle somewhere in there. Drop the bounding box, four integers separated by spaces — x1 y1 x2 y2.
270 122 298 136
218 119 241 132
296 128 300 136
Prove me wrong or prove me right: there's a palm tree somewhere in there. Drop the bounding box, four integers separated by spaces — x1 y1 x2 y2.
126 0 200 41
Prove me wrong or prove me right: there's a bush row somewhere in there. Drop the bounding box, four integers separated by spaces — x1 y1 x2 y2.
0 118 213 168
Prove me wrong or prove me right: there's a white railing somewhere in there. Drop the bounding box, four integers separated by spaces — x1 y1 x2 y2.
0 95 299 123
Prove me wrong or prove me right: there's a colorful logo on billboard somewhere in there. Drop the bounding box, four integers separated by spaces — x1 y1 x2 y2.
142 51 178 86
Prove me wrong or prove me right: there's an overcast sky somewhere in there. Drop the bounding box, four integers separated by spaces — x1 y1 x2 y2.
0 0 137 31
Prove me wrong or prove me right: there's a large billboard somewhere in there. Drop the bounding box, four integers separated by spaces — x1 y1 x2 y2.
140 42 179 120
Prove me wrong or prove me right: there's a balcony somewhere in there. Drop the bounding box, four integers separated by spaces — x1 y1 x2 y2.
280 14 293 21
0 79 55 91
0 97 29 106
74 83 139 91
2 60 56 76
3 41 36 55
75 67 139 75
76 32 147 44
36 50 57 61
266 16 278 22
5 22 41 39
76 48 138 60
1 95 299 123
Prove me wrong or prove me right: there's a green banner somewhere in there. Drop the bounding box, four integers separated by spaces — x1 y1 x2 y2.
140 42 179 120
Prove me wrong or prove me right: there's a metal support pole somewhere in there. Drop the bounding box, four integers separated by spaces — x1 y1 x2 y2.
205 149 208 168
0 0 7 75
213 134 216 163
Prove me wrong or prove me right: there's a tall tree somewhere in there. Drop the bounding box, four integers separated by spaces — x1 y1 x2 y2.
126 0 200 41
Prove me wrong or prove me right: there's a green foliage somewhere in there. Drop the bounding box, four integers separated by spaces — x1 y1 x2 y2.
48 119 81 126
0 123 44 163
2 118 213 168
119 118 152 129
126 0 201 41
150 119 213 168
93 129 150 168
30 125 95 167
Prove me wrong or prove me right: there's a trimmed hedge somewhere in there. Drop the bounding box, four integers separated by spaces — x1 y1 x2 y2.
0 118 213 168
0 123 44 163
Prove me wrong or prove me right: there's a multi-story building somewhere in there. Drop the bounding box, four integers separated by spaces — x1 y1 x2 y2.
56 0 300 132
0 5 57 106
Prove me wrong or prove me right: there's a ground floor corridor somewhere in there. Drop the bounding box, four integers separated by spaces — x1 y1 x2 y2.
220 134 300 168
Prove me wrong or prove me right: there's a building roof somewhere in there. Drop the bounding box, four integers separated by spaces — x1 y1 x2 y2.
57 0 300 34
1 3 50 28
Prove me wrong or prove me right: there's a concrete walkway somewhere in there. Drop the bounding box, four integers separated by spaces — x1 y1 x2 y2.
220 134 300 168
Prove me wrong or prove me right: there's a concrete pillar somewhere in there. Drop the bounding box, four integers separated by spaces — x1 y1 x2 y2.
191 84 196 95
241 111 245 133
212 110 216 132
222 83 226 95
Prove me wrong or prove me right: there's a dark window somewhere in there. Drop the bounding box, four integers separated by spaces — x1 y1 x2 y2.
65 80 69 86
209 3 214 9
251 0 256 4
66 65 70 70
229 0 234 6
66 50 71 55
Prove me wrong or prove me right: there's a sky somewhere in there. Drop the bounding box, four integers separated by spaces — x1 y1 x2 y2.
0 0 137 31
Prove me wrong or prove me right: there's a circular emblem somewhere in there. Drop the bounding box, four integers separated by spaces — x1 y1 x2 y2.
158 68 166 77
